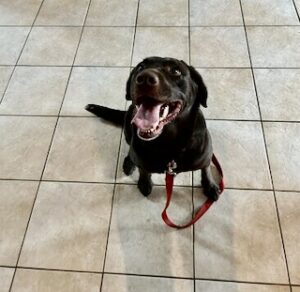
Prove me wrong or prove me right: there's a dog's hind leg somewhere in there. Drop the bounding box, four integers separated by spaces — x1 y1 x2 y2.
201 166 220 201
123 155 136 176
138 168 153 196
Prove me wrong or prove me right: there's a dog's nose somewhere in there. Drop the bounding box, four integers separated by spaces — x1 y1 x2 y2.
136 70 159 87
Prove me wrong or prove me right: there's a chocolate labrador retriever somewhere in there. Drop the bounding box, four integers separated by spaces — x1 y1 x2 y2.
86 56 220 201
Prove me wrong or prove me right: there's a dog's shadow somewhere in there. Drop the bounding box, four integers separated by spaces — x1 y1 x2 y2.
104 176 237 291
104 183 193 288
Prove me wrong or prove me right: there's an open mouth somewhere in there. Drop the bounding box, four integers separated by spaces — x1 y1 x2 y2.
131 100 182 141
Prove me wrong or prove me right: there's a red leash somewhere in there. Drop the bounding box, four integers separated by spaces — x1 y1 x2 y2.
161 154 224 229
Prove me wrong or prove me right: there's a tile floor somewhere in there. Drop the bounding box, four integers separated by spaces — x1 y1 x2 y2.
0 0 299 291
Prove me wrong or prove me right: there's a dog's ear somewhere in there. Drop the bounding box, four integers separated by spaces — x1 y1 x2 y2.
188 65 208 108
125 67 138 100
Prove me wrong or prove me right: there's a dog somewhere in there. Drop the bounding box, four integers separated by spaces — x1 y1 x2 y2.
85 56 220 201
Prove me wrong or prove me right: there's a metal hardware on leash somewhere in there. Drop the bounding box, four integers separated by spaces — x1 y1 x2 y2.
162 154 225 229
166 160 177 175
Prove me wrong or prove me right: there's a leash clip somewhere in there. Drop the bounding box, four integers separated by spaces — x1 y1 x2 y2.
166 160 177 176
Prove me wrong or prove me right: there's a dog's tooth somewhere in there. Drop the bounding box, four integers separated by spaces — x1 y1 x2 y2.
162 105 169 118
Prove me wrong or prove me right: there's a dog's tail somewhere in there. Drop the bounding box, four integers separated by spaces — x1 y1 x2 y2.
85 104 126 127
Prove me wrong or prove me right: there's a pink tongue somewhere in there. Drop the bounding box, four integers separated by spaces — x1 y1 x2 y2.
131 104 162 130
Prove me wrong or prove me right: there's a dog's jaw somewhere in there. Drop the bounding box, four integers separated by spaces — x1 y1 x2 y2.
131 100 182 141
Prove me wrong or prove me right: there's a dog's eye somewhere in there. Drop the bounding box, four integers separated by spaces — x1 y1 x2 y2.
136 64 144 72
169 67 182 77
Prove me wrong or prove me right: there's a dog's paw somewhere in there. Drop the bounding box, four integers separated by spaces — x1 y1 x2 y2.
85 104 96 113
202 182 220 201
123 156 136 176
138 178 153 197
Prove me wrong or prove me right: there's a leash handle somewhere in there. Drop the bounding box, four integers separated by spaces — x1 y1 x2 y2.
162 154 224 229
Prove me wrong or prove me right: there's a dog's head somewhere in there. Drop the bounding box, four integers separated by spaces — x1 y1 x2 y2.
126 57 208 141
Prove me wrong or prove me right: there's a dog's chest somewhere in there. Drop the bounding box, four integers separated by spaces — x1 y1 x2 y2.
129 142 205 173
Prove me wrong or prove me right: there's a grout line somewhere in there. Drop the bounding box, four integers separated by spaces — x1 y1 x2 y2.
188 0 192 66
1 114 300 124
1 178 300 193
0 178 192 188
197 66 300 69
1 264 293 286
291 0 300 22
192 175 196 292
2 64 300 69
98 183 116 291
12 266 102 275
193 277 291 287
1 24 300 28
0 66 14 104
0 26 34 104
98 106 127 292
129 0 140 67
99 1 140 291
188 1 196 292
239 1 292 291
207 119 300 123
98 161 120 292
104 272 195 281
0 64 130 68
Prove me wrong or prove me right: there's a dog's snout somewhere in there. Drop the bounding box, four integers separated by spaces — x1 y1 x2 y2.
136 70 159 87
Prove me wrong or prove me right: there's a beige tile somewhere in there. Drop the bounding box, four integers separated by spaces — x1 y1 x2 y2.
12 269 101 292
247 27 300 67
86 0 138 26
19 182 113 271
0 67 13 96
194 189 288 283
102 274 193 292
0 27 30 65
116 135 192 186
190 0 243 25
194 121 271 189
196 280 290 292
198 69 259 120
295 0 300 12
242 0 299 25
293 287 300 292
132 27 189 65
0 116 56 179
254 69 300 121
105 184 193 277
19 27 81 65
75 27 134 66
138 0 188 26
0 0 42 25
43 117 121 182
264 123 300 190
276 192 300 284
0 67 70 115
0 268 14 292
191 27 250 67
0 181 38 265
36 0 89 25
61 67 129 116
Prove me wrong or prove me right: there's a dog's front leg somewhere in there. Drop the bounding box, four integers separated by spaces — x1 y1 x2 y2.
201 166 220 201
123 155 136 176
138 168 153 196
